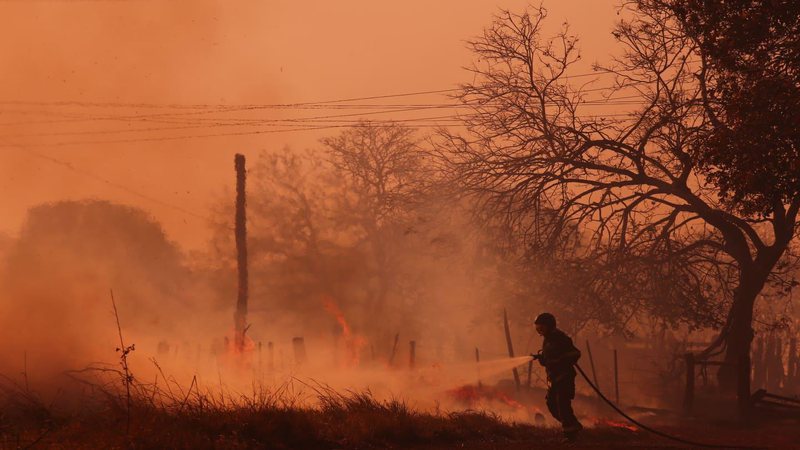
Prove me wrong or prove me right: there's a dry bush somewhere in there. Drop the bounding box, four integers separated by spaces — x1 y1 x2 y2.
0 359 656 449
0 367 556 449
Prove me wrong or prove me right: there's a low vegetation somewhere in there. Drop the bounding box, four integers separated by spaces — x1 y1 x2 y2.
0 369 650 450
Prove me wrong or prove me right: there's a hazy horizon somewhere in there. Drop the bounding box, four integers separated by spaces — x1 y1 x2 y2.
0 0 619 252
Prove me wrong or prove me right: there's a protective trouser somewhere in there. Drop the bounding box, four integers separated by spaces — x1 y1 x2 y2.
545 375 582 434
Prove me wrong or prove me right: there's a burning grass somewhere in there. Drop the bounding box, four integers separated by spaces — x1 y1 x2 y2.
0 366 657 450
6 366 798 449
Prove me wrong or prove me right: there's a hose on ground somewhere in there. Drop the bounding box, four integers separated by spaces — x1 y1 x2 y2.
574 363 761 449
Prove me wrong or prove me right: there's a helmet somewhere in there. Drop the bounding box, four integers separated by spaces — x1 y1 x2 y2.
534 312 556 327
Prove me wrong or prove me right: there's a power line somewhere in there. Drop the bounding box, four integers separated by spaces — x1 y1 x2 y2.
0 71 622 111
0 89 463 113
0 79 654 146
6 143 224 226
0 113 468 139
0 111 642 148
0 124 435 148
0 103 459 127
0 98 648 140
0 94 648 133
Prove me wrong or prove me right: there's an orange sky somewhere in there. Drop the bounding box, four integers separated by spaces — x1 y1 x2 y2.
0 0 619 251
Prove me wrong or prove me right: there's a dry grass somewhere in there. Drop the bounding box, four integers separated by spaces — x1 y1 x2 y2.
6 363 795 449
0 365 658 450
0 367 538 449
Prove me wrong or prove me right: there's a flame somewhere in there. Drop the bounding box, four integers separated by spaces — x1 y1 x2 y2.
446 385 538 413
595 419 638 432
226 332 256 355
215 328 256 370
322 295 366 367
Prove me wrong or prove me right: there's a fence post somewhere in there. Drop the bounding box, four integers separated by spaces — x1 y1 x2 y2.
585 340 600 390
389 333 400 367
268 341 274 371
292 337 307 365
503 308 521 391
475 347 482 387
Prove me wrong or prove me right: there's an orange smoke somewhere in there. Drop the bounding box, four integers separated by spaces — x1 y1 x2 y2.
322 295 367 367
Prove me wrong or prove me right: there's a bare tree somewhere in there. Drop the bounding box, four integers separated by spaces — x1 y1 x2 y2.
209 124 428 341
322 121 426 318
439 3 799 412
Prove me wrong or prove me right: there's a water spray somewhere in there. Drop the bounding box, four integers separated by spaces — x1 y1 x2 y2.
473 355 534 379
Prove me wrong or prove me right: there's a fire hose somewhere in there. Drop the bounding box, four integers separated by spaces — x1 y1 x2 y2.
573 363 762 449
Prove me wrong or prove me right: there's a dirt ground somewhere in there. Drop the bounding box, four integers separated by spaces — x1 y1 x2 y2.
410 419 800 449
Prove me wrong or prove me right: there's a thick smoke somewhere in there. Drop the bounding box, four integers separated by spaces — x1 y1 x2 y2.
0 193 540 416
0 200 223 381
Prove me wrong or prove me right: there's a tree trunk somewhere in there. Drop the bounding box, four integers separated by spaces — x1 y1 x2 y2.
365 225 390 332
718 269 768 417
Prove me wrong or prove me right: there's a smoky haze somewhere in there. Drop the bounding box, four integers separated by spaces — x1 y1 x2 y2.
0 0 619 251
0 0 659 424
0 182 549 420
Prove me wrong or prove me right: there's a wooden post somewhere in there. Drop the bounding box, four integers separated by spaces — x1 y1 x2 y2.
613 349 620 405
683 353 695 415
585 340 600 389
475 347 482 387
502 308 521 391
233 154 249 351
409 341 416 369
268 341 274 371
292 337 307 365
389 333 399 367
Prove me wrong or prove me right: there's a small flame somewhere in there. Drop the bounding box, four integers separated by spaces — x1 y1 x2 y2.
595 419 638 432
447 385 538 413
218 328 256 370
322 295 366 367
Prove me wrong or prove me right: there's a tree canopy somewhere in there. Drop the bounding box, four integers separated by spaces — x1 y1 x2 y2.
437 2 799 403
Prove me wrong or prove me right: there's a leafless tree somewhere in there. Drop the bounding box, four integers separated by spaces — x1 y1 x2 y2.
322 121 427 318
438 3 799 411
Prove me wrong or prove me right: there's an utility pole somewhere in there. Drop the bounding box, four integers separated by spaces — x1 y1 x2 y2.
234 154 249 352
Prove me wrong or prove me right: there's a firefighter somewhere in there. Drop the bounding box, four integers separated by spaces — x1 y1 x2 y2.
533 312 583 440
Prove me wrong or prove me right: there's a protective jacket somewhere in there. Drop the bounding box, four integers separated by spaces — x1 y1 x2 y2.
539 328 581 383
